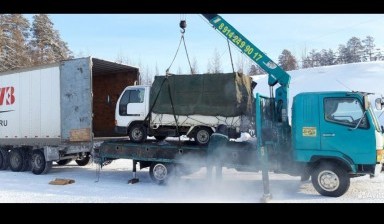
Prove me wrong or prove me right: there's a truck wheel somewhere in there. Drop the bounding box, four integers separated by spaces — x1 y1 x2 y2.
9 148 24 172
154 136 166 141
75 153 92 166
0 148 9 170
311 163 350 197
20 150 31 172
149 162 173 185
194 127 212 145
129 124 147 143
56 159 72 166
31 149 52 175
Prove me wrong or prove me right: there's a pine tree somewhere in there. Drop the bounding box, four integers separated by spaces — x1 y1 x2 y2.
278 49 298 71
309 49 322 67
362 36 375 62
324 49 336 66
301 55 312 69
346 37 364 63
248 64 264 76
30 14 72 66
0 14 31 72
374 51 384 61
337 44 350 64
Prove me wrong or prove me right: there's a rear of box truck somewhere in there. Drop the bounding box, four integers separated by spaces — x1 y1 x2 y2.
0 57 139 174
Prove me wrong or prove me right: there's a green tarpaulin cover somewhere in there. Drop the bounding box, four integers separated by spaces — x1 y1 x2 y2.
150 73 254 117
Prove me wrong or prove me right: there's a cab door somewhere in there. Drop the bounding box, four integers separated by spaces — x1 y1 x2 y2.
117 87 147 127
319 96 376 164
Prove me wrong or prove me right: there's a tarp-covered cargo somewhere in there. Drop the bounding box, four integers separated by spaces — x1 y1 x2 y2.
150 73 254 117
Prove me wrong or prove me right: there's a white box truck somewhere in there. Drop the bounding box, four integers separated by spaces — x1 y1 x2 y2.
0 57 139 174
115 73 255 145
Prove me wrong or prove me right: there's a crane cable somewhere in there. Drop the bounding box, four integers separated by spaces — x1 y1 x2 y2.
227 38 235 73
166 17 193 75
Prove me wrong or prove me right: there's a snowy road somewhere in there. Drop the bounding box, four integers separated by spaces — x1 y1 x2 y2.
1 159 384 203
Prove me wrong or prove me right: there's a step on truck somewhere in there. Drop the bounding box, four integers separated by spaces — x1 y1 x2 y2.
95 14 384 198
0 57 139 174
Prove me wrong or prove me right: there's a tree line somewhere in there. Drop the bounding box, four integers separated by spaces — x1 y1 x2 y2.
176 35 384 79
0 14 72 72
278 35 383 72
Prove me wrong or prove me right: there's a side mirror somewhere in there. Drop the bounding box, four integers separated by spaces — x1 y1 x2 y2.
375 98 383 110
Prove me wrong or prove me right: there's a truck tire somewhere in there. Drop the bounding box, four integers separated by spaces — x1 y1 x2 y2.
20 150 31 172
194 127 212 145
31 149 52 175
75 153 92 166
0 148 9 170
149 162 174 185
311 162 350 197
9 148 25 172
129 124 147 143
56 159 72 166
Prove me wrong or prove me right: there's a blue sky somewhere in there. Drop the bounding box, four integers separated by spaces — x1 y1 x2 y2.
26 14 384 75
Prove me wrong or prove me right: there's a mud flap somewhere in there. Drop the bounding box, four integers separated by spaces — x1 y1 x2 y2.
44 147 60 161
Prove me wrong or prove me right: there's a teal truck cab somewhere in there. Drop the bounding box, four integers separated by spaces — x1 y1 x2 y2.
255 91 384 197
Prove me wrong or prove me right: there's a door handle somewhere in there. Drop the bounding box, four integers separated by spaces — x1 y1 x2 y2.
322 133 335 137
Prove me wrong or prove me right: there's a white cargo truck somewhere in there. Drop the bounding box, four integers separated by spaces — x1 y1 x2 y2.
115 73 255 145
0 57 139 174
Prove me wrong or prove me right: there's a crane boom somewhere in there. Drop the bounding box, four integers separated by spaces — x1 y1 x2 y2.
203 14 291 124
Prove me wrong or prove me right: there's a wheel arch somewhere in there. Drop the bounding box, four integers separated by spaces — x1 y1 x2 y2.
309 156 355 173
187 125 214 138
127 120 148 134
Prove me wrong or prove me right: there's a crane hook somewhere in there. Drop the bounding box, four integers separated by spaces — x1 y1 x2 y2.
180 20 186 33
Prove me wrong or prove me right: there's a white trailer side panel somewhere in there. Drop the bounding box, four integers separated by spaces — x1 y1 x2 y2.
0 65 61 144
40 67 61 138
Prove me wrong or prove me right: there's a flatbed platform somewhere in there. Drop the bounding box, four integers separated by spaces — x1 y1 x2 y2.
94 139 258 168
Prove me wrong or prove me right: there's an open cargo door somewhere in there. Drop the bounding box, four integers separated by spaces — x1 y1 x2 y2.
60 58 93 142
91 58 139 137
60 57 139 142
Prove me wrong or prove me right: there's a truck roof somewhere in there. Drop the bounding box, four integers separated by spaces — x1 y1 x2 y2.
0 57 138 77
295 91 364 97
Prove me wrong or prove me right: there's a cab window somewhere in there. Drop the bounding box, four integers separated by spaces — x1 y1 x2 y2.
119 89 144 115
324 97 368 129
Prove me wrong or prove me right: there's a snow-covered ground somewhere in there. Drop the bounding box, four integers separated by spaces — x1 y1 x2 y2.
1 159 384 203
2 61 384 203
